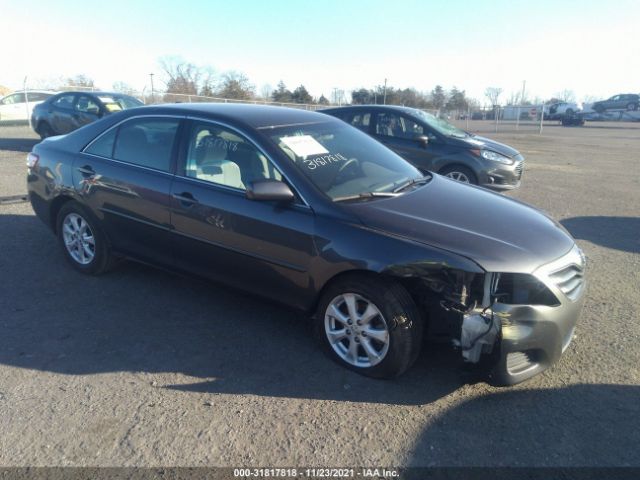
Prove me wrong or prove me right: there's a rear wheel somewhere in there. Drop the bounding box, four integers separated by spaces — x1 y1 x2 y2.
315 275 423 379
38 122 54 139
440 165 478 185
56 202 114 275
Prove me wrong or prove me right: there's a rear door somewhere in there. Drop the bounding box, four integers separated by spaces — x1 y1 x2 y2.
49 93 78 134
0 93 26 121
169 119 316 308
76 116 182 266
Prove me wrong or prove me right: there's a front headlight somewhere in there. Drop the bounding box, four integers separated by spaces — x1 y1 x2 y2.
481 150 513 165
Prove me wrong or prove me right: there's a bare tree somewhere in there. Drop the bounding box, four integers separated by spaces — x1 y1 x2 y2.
259 83 273 101
555 89 576 103
112 81 135 94
159 56 200 95
485 87 503 106
66 74 95 89
216 71 255 100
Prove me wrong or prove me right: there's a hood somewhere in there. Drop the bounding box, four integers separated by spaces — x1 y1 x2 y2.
453 134 520 158
345 175 574 273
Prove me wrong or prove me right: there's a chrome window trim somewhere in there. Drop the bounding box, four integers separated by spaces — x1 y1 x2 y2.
184 115 311 208
81 152 175 177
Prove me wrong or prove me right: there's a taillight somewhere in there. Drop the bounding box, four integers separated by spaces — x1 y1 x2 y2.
26 153 39 168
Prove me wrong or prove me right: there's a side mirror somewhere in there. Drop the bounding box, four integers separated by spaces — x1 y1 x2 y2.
246 179 295 203
415 135 429 147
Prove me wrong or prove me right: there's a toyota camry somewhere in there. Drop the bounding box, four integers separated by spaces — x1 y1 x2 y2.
26 104 586 384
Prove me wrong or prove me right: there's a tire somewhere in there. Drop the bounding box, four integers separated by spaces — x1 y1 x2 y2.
314 274 423 379
38 122 54 140
56 201 114 275
627 103 638 111
439 165 478 185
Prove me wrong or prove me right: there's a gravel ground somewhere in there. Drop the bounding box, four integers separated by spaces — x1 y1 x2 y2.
0 121 638 468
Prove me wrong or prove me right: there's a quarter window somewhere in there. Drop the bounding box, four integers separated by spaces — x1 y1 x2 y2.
112 118 180 172
184 122 282 190
85 128 117 158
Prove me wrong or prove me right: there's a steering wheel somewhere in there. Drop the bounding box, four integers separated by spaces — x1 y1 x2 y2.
332 158 360 184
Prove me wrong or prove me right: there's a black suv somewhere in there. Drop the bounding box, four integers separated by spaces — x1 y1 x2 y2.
323 105 524 190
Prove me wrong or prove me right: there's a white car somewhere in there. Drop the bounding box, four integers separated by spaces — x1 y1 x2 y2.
544 101 582 120
0 90 56 124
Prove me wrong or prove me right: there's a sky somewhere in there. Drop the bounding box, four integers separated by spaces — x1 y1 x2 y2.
1 0 639 104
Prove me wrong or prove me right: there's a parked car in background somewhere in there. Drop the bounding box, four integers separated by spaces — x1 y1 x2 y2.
31 91 143 139
592 94 639 113
26 103 584 385
0 90 55 124
323 105 524 190
545 101 582 120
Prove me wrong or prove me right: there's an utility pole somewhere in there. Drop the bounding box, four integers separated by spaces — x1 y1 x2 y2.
383 78 387 105
150 73 155 104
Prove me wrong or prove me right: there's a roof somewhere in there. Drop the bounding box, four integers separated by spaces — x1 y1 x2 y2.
55 91 135 97
133 103 337 129
322 104 420 114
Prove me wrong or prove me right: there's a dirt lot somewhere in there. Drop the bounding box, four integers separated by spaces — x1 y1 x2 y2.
0 121 638 468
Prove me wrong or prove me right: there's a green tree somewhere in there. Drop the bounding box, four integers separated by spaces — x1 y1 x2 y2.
431 85 446 110
272 81 293 102
318 94 329 105
351 88 372 104
291 85 313 104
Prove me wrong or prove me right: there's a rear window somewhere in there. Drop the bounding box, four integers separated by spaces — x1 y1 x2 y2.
112 118 180 172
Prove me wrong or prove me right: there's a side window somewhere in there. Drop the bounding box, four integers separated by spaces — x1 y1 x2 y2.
113 118 180 172
85 128 117 158
26 92 48 102
75 95 101 115
184 122 282 190
346 112 371 131
375 112 423 139
53 94 76 110
3 94 24 105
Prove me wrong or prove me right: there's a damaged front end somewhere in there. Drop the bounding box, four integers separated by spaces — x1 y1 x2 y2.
388 244 587 385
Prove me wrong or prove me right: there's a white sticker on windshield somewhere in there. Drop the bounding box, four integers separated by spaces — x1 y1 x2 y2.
280 135 328 157
98 96 116 103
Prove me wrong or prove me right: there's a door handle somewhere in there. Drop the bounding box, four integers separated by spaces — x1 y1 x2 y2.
172 192 198 206
77 165 95 176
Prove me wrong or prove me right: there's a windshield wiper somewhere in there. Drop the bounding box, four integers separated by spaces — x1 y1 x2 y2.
333 191 400 202
392 176 431 193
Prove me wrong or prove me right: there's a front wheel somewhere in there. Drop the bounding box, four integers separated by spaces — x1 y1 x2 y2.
56 201 115 275
315 275 423 379
439 165 478 185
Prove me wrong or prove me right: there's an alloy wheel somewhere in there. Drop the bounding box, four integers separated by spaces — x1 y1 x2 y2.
62 213 96 265
445 171 471 183
324 293 390 368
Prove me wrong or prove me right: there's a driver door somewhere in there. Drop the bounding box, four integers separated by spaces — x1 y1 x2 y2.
169 119 317 309
372 111 437 170
73 95 102 129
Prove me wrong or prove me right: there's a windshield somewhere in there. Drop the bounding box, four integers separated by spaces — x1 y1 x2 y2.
410 109 468 138
265 121 423 200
